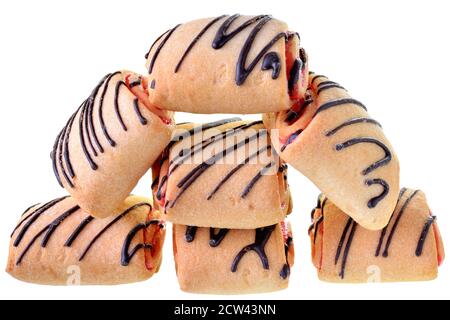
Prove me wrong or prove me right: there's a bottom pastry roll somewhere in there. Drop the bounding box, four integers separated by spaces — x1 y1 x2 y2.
309 188 445 283
173 222 294 294
7 195 165 285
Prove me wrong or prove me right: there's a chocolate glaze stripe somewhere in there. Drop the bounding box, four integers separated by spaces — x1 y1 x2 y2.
185 226 198 243
317 84 347 95
313 216 324 245
209 228 230 247
79 203 152 261
16 205 80 265
212 15 268 49
381 190 419 257
280 236 293 279
241 161 276 199
365 179 390 209
207 145 271 200
168 121 256 174
156 175 168 201
145 29 171 60
12 202 46 237
325 118 382 137
148 24 181 74
175 15 227 73
313 98 367 119
339 221 358 279
121 220 163 266
99 72 121 147
41 206 80 247
311 74 327 84
114 81 128 131
83 99 98 157
231 225 276 272
151 175 160 190
79 101 98 170
416 216 437 257
235 16 286 85
284 98 313 123
375 188 408 257
133 98 148 125
12 196 69 246
20 203 40 217
169 130 268 208
64 216 94 247
169 117 242 149
335 218 353 265
336 137 392 176
52 130 65 187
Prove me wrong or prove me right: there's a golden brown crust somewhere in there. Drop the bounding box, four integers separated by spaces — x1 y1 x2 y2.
152 119 291 229
52 71 174 218
6 196 165 285
309 189 445 283
264 73 400 230
173 222 293 294
145 15 308 114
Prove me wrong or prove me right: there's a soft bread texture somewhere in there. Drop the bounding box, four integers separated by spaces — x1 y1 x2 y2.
173 222 294 294
309 190 445 283
7 196 165 285
51 71 174 218
264 73 400 230
152 119 291 229
144 15 308 114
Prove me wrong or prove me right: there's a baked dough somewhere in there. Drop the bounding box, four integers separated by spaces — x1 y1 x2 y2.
144 15 309 114
264 72 400 230
51 71 174 218
309 189 445 283
7 195 165 285
152 118 291 229
173 221 294 294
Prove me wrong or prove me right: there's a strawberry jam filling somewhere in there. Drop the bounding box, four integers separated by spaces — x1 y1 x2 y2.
124 73 173 125
143 216 165 271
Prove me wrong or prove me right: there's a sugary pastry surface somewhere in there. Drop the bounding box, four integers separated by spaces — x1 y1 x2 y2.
173 221 294 294
152 118 291 229
144 14 309 114
51 71 174 218
7 196 165 285
264 72 400 230
309 190 445 283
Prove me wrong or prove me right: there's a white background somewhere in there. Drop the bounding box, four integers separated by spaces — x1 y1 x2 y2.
0 0 449 300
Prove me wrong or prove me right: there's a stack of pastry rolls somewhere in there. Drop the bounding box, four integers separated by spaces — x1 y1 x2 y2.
6 14 445 291
151 119 295 294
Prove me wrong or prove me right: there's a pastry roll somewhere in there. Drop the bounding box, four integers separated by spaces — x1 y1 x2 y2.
264 73 400 230
152 118 291 229
51 71 174 218
309 189 445 283
144 14 309 114
173 221 294 294
7 195 165 285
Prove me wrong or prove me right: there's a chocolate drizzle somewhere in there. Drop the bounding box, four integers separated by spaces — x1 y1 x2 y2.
231 225 276 272
168 129 268 208
241 161 276 199
209 228 230 247
375 189 419 257
416 216 436 257
148 25 181 74
79 203 152 261
64 216 94 247
325 117 382 137
280 236 293 279
336 138 392 176
15 205 80 265
12 196 69 246
334 218 358 279
288 58 302 94
281 129 302 152
51 71 149 189
365 179 390 209
175 15 227 73
313 98 367 118
121 220 163 266
185 226 198 243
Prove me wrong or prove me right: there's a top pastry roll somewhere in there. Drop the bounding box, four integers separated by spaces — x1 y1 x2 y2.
144 15 309 114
